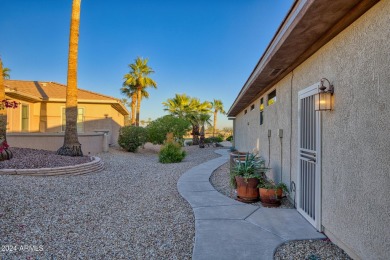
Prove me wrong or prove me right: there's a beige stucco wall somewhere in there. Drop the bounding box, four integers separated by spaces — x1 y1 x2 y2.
6 100 125 145
234 1 390 259
5 99 39 132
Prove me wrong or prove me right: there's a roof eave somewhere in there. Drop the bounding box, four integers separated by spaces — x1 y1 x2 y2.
227 0 380 117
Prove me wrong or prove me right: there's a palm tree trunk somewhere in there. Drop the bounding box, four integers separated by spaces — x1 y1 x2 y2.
136 87 141 126
192 124 200 145
199 124 205 148
0 59 7 143
57 0 83 156
131 92 136 125
0 59 13 161
213 110 217 137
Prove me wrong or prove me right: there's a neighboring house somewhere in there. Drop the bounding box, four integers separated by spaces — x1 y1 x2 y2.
228 1 389 259
4 80 129 148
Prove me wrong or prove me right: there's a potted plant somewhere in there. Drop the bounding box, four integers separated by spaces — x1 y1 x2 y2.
258 178 289 207
230 153 269 203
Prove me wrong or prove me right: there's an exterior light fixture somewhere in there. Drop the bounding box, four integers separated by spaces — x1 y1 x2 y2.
315 78 334 111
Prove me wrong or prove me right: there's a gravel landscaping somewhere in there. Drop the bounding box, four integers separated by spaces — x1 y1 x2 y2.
0 144 219 259
1 146 352 259
210 161 352 260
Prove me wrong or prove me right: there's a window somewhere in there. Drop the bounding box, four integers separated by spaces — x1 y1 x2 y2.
244 109 247 115
250 104 255 111
62 107 85 132
21 104 29 131
260 98 264 125
268 89 277 106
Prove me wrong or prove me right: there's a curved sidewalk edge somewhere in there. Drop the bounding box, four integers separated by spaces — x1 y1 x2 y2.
0 156 104 176
177 149 325 260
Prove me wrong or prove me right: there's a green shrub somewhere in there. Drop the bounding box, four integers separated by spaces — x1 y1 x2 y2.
159 142 186 163
226 135 233 141
118 126 147 152
147 115 191 146
205 136 224 143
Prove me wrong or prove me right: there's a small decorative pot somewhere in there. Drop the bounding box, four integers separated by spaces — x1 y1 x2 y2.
259 188 283 207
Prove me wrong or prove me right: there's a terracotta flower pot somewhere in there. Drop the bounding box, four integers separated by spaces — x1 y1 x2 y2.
235 176 259 203
259 188 282 207
229 151 248 173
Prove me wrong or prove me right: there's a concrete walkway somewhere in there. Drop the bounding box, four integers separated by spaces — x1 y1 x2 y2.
177 149 325 260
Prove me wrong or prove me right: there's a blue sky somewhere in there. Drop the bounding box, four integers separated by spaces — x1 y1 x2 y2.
0 0 293 128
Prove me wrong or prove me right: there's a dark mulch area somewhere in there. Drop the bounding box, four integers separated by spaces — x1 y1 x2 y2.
0 147 92 169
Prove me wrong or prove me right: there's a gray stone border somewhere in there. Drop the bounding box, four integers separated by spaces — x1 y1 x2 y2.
0 156 104 176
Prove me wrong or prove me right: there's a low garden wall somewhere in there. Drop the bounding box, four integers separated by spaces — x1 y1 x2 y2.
7 132 109 155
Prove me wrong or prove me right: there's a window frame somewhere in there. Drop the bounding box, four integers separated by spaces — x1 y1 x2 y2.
21 104 29 132
267 89 277 106
61 107 85 133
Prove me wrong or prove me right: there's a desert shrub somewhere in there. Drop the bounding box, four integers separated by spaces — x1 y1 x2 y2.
159 142 186 163
206 136 224 143
147 115 191 146
226 135 233 141
118 126 147 152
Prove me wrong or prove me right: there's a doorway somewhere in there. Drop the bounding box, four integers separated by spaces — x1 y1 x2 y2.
297 83 322 230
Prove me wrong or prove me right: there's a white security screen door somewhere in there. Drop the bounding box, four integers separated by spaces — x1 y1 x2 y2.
297 83 322 230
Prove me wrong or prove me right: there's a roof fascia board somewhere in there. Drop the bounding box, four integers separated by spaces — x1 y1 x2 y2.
5 89 42 102
227 0 306 116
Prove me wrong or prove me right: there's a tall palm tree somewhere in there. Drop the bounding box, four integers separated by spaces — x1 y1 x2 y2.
0 59 7 143
123 57 157 126
163 94 212 145
121 84 150 125
57 0 83 156
0 58 13 160
211 99 225 136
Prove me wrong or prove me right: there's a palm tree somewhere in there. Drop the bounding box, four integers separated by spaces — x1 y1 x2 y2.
163 94 212 145
211 99 226 136
121 84 150 125
0 59 7 143
57 0 83 156
121 85 137 125
0 58 13 160
120 98 132 126
2 66 10 79
197 113 212 148
123 57 157 126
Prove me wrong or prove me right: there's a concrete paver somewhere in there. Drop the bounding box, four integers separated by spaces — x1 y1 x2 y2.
177 149 325 260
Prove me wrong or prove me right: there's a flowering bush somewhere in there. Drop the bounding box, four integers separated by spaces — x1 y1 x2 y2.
0 100 19 110
0 140 9 153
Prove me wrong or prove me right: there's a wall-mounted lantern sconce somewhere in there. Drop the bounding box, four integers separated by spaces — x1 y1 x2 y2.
315 78 334 111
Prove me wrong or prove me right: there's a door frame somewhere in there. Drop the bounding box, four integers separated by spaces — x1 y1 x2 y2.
297 82 322 231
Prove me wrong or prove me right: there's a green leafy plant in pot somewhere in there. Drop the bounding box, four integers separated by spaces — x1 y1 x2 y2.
257 178 289 207
230 153 269 203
